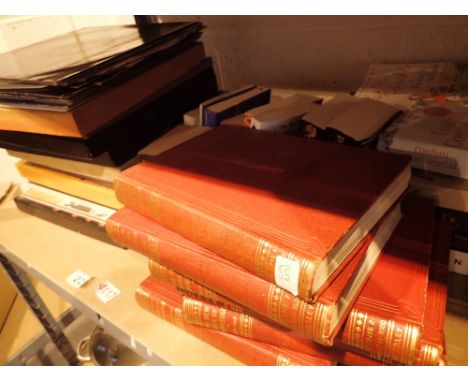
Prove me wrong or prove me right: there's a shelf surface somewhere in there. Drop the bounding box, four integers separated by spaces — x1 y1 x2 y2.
0 200 242 366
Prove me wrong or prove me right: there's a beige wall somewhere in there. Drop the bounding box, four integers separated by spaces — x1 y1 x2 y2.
160 16 468 92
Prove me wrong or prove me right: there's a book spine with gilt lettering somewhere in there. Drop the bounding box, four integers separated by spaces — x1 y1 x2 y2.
338 241 449 367
135 277 334 366
148 259 248 313
337 204 445 366
181 295 336 359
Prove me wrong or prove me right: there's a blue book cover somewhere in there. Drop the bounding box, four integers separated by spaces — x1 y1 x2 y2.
201 86 271 127
199 85 256 126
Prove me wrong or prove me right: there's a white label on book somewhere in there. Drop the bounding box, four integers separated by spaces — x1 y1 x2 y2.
96 280 121 303
66 269 92 289
274 256 300 296
449 250 468 276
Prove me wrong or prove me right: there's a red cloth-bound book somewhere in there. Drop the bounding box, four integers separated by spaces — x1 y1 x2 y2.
107 202 401 346
150 255 448 366
114 125 411 301
337 197 441 366
181 294 337 361
339 220 449 366
146 198 447 366
135 276 334 366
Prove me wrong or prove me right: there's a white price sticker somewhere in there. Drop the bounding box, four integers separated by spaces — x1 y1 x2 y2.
449 250 468 276
96 280 121 303
66 269 92 289
274 256 300 296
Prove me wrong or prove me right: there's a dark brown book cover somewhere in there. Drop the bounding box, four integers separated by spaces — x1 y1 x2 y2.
0 62 218 166
0 37 206 137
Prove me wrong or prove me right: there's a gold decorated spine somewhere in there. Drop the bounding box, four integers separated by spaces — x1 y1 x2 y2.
346 309 421 365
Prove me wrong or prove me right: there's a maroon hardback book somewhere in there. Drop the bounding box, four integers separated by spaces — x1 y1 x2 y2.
107 202 401 346
338 219 449 366
337 196 439 365
114 125 411 301
147 197 447 366
415 219 450 366
135 276 334 366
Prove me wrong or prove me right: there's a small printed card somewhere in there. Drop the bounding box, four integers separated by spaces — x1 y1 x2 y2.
449 250 468 276
96 280 121 303
274 256 300 296
66 269 92 289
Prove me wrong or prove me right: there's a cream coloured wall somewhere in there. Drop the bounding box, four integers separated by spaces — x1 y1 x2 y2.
160 16 468 91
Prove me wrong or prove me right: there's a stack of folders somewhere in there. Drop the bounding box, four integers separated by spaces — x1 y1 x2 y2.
105 124 450 366
0 22 219 242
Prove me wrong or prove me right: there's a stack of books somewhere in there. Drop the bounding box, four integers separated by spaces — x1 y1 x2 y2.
356 62 468 316
183 87 323 134
301 93 400 147
104 124 450 366
199 85 272 127
0 22 219 242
